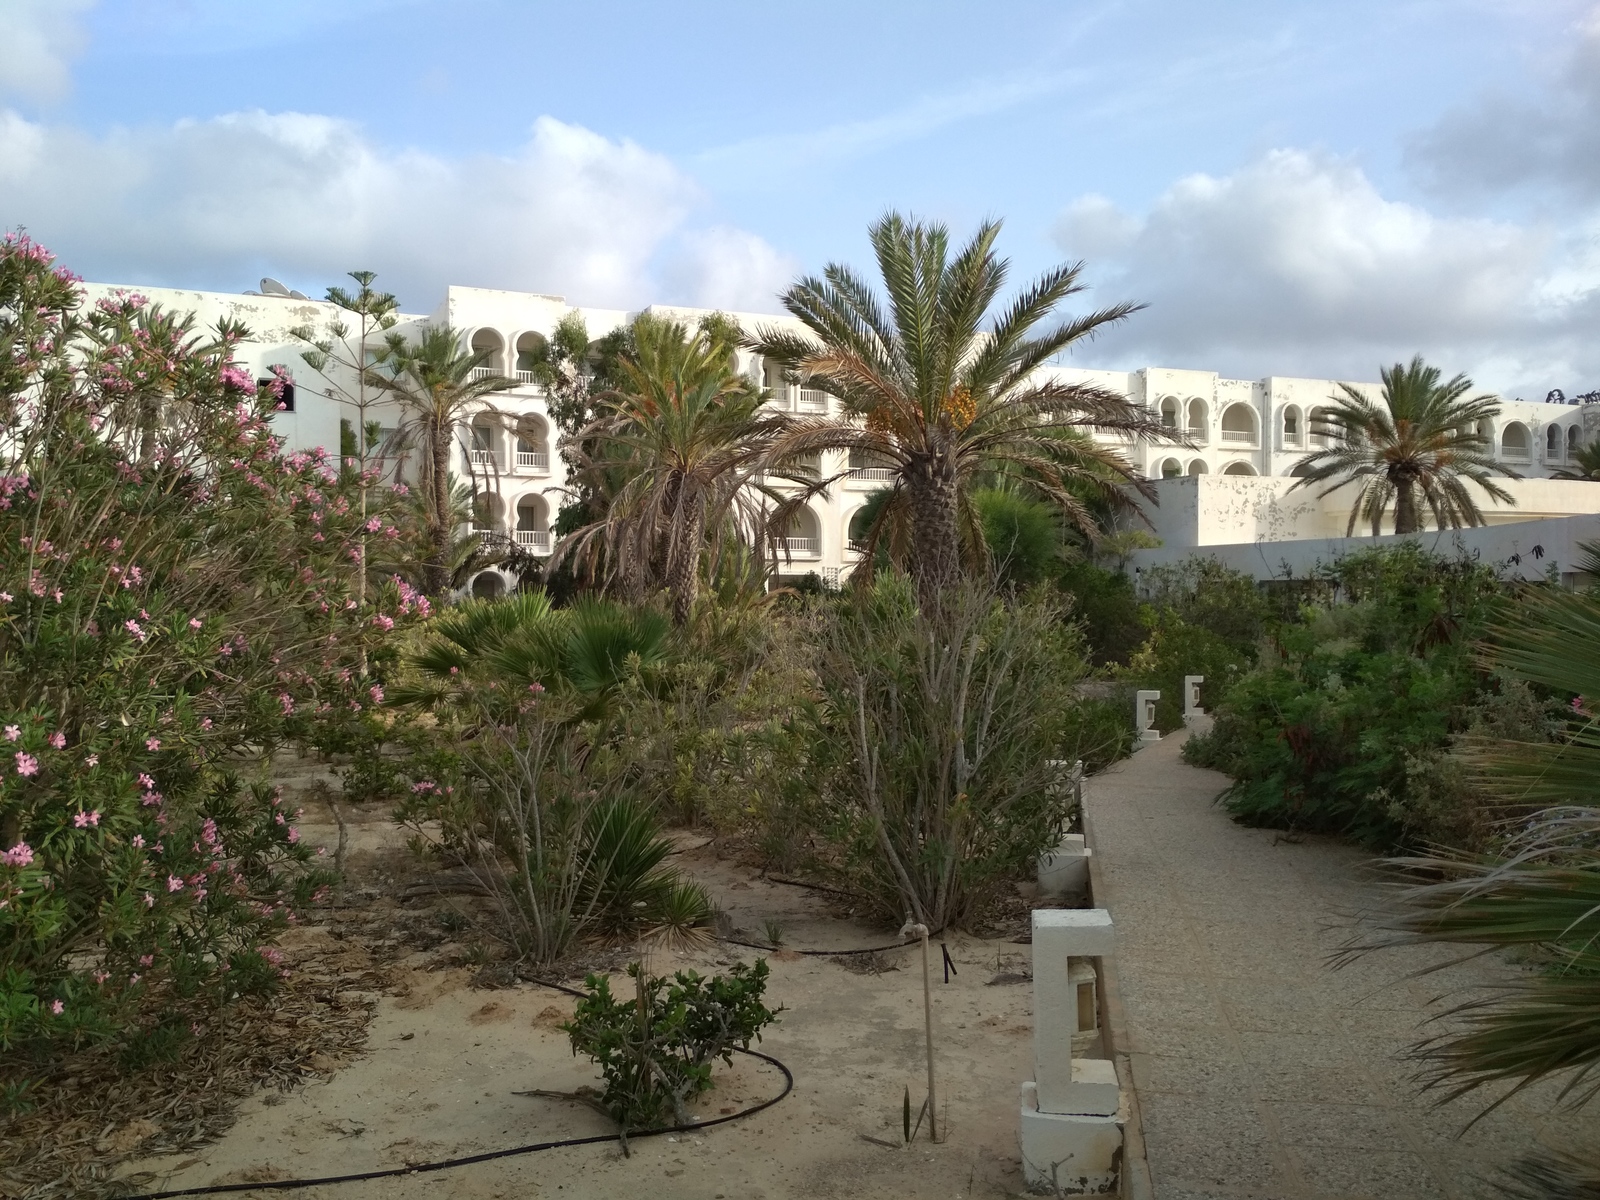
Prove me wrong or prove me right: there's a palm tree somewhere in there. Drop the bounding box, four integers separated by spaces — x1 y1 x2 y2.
368 324 515 596
1289 356 1517 536
557 314 795 625
1552 439 1600 482
747 212 1165 612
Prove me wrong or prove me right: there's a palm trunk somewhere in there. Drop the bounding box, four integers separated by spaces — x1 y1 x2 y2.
667 504 704 626
426 416 454 597
1394 479 1419 536
904 450 960 614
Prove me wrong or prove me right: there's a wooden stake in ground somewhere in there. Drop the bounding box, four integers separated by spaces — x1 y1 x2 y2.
900 920 938 1142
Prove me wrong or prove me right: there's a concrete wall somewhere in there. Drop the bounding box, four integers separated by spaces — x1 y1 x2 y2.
1126 511 1600 586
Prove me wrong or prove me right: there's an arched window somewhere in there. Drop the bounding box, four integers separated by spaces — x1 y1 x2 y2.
1290 464 1313 478
779 506 821 558
846 507 873 553
1220 403 1257 445
762 358 790 407
1222 461 1257 476
470 491 502 533
1501 422 1531 460
1159 396 1179 429
471 572 505 599
515 496 550 551
1547 424 1563 460
1186 399 1208 443
1570 425 1584 457
1281 406 1301 447
515 416 549 471
514 332 547 382
1187 459 1209 476
1159 457 1183 479
469 420 500 470
1309 406 1331 448
470 329 505 378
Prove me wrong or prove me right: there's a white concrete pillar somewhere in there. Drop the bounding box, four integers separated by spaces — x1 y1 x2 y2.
1136 690 1161 743
1183 675 1204 721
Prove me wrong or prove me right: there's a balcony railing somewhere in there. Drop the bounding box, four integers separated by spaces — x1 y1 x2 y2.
469 366 503 381
516 529 551 551
797 388 828 412
1219 428 1256 445
775 536 819 557
849 466 896 482
514 369 538 385
469 448 498 468
516 449 550 470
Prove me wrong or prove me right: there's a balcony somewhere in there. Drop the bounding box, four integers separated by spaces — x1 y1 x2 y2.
849 467 896 483
515 529 551 551
516 449 550 471
469 366 503 382
775 536 819 557
514 369 538 385
1219 429 1256 446
469 448 499 469
796 387 828 412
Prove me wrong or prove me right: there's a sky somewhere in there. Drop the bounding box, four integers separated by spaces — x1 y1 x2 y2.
1 0 1597 395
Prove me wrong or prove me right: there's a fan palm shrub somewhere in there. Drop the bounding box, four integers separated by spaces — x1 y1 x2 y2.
1340 584 1600 1193
748 212 1165 612
1552 440 1600 483
558 315 800 625
368 324 515 596
1289 356 1517 535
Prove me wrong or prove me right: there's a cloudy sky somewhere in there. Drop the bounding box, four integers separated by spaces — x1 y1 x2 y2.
1 0 1596 395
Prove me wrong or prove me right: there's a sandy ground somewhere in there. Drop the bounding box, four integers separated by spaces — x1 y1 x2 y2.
118 754 1047 1200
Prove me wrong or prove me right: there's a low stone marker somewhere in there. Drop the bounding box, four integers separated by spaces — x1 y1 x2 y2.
1019 908 1122 1194
1183 675 1204 724
1135 690 1161 744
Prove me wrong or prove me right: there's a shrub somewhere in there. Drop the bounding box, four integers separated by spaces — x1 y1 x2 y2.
0 236 414 1066
805 575 1087 929
1054 558 1144 666
1184 545 1511 848
564 959 778 1135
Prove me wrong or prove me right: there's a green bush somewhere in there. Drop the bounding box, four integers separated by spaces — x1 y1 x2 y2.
564 959 778 1134
1184 544 1515 848
1054 559 1144 666
804 575 1089 929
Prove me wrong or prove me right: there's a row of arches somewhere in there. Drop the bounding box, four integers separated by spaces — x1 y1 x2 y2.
1158 397 1265 447
468 328 549 382
1154 458 1259 478
469 491 553 549
465 414 551 472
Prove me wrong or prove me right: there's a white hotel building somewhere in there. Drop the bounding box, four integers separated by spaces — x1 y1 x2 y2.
81 278 1600 592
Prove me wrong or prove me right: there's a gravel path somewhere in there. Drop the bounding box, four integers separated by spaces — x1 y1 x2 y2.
1084 729 1597 1200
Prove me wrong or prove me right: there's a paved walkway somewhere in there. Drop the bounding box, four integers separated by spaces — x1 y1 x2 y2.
1085 731 1597 1200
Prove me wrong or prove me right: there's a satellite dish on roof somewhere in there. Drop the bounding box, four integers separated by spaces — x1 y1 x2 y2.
260 277 290 296
288 289 310 300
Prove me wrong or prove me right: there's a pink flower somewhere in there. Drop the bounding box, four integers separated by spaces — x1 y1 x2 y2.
84 753 99 767
50 1000 63 1015
73 810 100 828
200 718 213 731
287 827 300 844
368 685 385 704
48 731 65 749
189 618 203 629
3 725 17 742
167 875 184 892
139 954 154 966
1 842 33 867
137 772 155 789
142 892 155 908
146 737 161 751
278 693 295 715
132 834 145 848
15 752 39 777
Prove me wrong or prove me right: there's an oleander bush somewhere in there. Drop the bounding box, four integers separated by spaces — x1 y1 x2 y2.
0 236 418 1077
1183 543 1552 849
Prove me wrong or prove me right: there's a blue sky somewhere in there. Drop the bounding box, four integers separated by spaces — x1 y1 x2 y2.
2 0 1597 393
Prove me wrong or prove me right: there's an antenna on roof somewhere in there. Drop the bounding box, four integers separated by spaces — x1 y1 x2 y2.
260 277 290 296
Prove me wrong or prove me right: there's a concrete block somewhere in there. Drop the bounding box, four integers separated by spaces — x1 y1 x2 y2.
1037 834 1091 897
1136 689 1161 742
1037 1056 1120 1116
1183 674 1205 717
1033 910 1114 1087
1032 907 1115 958
1020 1081 1122 1195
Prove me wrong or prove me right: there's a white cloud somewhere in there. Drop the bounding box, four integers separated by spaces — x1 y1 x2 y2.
0 0 96 103
1053 149 1600 396
0 107 792 312
658 226 798 315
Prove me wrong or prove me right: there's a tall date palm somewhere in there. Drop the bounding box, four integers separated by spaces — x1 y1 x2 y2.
1289 356 1516 536
748 212 1166 612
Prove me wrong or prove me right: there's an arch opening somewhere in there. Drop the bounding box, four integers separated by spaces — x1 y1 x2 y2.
514 332 547 382
470 329 505 377
1220 403 1257 445
1501 422 1531 460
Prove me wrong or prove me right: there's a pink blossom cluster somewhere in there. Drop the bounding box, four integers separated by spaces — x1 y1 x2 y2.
1 842 34 867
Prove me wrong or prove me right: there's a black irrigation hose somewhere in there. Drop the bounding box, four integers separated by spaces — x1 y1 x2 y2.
717 934 923 957
119 979 794 1200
